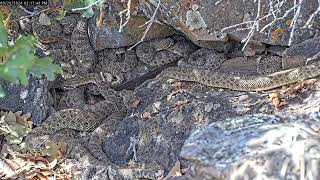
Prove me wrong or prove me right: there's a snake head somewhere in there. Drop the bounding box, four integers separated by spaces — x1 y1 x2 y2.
154 38 175 52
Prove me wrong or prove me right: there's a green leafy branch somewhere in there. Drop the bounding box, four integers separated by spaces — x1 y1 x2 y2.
58 0 105 19
0 14 62 97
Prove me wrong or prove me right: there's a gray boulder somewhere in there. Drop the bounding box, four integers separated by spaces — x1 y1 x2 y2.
0 76 49 126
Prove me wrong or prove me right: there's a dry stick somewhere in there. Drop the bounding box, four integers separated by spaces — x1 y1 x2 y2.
71 0 105 11
118 0 133 32
18 5 33 15
221 0 286 33
128 0 161 50
260 3 299 32
241 0 261 51
12 6 62 22
288 0 303 46
303 0 320 28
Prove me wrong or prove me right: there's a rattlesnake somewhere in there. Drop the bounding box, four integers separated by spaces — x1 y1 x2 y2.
161 61 320 91
136 36 197 66
96 47 138 86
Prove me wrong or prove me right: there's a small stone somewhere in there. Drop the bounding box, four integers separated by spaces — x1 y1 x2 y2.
212 103 221 111
170 113 184 123
154 101 161 110
38 13 51 26
204 102 214 112
186 4 207 31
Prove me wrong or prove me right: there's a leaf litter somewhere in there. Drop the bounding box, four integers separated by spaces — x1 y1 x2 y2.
0 110 72 180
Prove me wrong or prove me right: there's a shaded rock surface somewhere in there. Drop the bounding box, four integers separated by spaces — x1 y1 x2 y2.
0 76 49 126
141 0 320 49
179 113 320 179
88 2 174 50
103 71 320 174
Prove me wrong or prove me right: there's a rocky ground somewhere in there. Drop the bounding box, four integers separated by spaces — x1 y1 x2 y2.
1 0 320 179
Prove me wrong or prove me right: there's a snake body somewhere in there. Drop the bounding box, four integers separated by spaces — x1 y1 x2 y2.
161 61 320 91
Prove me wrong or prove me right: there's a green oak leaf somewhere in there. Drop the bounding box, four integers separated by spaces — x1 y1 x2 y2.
30 56 62 81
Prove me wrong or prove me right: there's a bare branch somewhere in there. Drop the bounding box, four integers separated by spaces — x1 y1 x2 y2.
303 0 320 28
241 0 261 51
118 0 133 32
219 0 320 51
71 0 105 11
128 0 161 50
288 0 303 46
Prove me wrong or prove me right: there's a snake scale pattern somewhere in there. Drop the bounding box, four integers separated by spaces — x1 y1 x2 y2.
161 61 320 91
24 7 164 179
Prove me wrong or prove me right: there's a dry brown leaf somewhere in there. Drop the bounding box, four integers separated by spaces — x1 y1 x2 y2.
142 111 152 119
268 92 285 108
129 0 139 16
3 158 21 171
271 27 284 42
44 141 66 159
0 5 11 29
16 153 49 165
167 89 187 101
272 97 285 108
132 98 142 108
0 159 16 178
284 79 317 95
15 111 33 129
36 172 49 180
165 160 182 179
96 8 106 27
25 168 40 179
285 19 293 26
39 169 52 176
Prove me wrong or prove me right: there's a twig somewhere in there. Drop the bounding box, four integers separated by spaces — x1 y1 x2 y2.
18 5 33 15
118 0 133 32
306 51 320 63
241 0 261 51
303 0 320 28
260 3 299 32
128 0 161 50
288 0 303 46
71 0 105 11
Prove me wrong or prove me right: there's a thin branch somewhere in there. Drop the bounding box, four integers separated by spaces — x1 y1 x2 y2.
288 0 303 46
71 0 105 11
128 0 161 50
260 3 299 32
241 0 261 51
303 0 320 28
18 5 33 15
118 0 133 32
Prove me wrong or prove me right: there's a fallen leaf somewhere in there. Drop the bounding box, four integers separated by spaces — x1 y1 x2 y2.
44 141 66 159
0 5 11 29
268 92 285 108
164 160 182 179
132 98 141 108
271 27 284 42
15 111 33 129
16 153 49 165
285 19 293 26
142 111 152 119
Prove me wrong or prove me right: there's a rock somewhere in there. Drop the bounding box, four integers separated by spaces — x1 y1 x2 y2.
88 2 175 50
282 36 320 69
180 113 320 179
0 76 49 126
95 35 197 90
141 0 319 48
106 66 320 174
103 115 140 164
